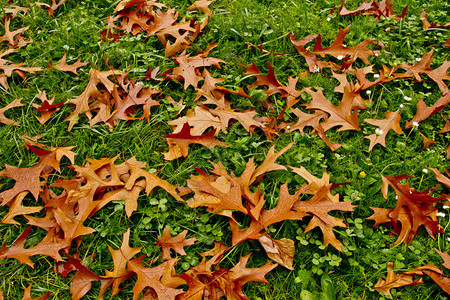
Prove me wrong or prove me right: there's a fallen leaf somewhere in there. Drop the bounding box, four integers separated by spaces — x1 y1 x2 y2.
156 227 197 260
48 52 87 75
364 111 403 151
127 256 185 300
163 122 228 160
0 98 23 126
374 262 423 298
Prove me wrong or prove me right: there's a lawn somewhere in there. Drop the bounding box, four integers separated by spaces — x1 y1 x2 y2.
0 0 449 299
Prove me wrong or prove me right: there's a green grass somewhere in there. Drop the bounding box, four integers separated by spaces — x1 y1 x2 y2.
0 0 449 299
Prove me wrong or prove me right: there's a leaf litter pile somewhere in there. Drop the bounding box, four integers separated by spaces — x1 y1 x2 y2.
0 0 449 299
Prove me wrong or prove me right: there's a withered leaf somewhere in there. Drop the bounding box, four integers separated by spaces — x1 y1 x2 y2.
32 90 66 124
364 111 403 151
367 174 443 245
374 262 423 298
21 284 50 300
127 256 184 300
0 227 69 268
103 229 142 297
57 253 113 300
405 94 450 129
163 122 228 160
48 52 87 75
1 192 42 225
0 98 23 126
156 227 197 260
35 0 66 17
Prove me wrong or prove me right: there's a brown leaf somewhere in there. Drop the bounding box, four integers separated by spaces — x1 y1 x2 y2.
0 16 31 49
35 0 66 17
313 26 383 64
56 253 113 300
420 10 450 30
0 143 75 205
49 52 87 75
0 227 69 267
367 174 443 245
364 111 403 151
429 168 450 188
405 94 450 129
127 256 185 300
374 262 423 298
258 235 295 270
303 87 360 132
4 6 30 17
172 50 226 89
163 122 228 160
395 51 450 95
336 0 407 20
180 251 276 300
0 98 23 125
1 192 42 225
103 229 142 296
21 284 50 300
419 132 435 150
32 90 66 124
156 227 197 260
64 68 122 131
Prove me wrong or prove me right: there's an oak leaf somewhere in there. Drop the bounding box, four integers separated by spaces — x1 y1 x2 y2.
127 256 185 300
35 0 66 17
172 50 226 89
394 51 450 95
48 52 87 75
336 0 407 20
0 98 23 125
163 122 228 160
4 6 30 17
180 246 276 300
0 143 75 205
64 67 122 131
1 192 42 225
405 94 450 129
21 284 50 300
374 262 423 298
0 227 70 267
367 174 443 245
32 90 66 124
364 110 403 151
56 253 113 300
420 10 450 30
156 227 197 260
312 26 383 64
103 229 142 296
303 87 360 132
0 16 32 49
0 49 42 90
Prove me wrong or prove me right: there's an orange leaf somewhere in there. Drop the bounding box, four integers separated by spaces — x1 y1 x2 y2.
163 122 228 160
374 262 423 298
364 111 403 151
156 227 197 260
21 284 50 300
49 52 87 75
